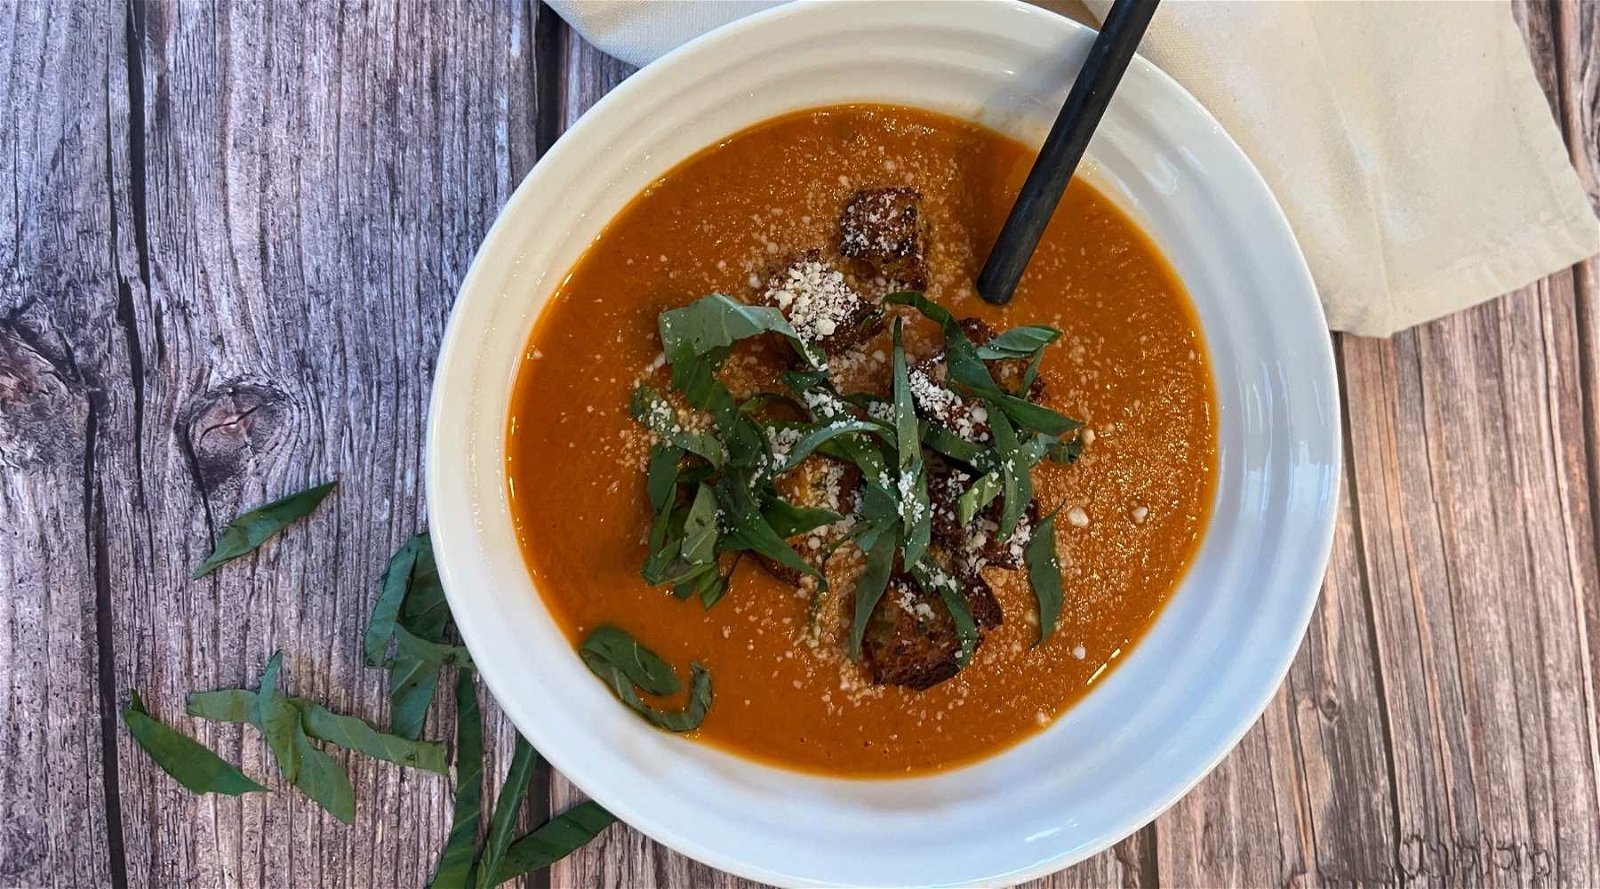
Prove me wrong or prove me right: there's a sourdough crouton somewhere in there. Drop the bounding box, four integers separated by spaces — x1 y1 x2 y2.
838 187 927 288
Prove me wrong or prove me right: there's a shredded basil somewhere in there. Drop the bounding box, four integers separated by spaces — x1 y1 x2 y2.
123 691 266 796
1025 510 1065 644
580 626 713 732
191 481 337 578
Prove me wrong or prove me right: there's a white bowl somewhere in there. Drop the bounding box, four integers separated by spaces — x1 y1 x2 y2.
427 1 1340 885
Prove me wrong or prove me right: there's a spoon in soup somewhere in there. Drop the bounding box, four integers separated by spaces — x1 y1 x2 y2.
976 0 1160 306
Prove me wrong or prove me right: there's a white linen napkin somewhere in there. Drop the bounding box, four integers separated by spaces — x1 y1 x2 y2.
545 0 1600 337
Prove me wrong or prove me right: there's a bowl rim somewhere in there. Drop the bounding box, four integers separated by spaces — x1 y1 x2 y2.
427 1 1339 885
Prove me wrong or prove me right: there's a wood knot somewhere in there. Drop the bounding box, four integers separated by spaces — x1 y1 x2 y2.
0 327 81 470
179 379 295 491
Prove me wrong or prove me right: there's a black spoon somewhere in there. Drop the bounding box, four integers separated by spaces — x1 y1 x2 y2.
976 0 1160 306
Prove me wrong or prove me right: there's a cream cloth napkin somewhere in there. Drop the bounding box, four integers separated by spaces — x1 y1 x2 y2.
545 0 1600 337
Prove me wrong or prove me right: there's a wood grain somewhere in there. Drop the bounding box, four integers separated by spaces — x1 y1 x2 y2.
0 1 120 886
2 1 1599 887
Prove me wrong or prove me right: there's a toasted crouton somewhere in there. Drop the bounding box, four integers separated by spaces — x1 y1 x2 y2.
759 251 883 356
855 552 1002 690
838 188 928 288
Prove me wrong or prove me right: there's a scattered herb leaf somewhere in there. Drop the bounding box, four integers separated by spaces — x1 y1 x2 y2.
291 722 357 824
186 689 449 775
365 534 429 666
191 481 337 578
658 293 821 368
631 386 725 467
429 669 484 889
492 801 618 885
910 559 979 667
474 738 538 889
252 653 303 784
123 690 266 796
890 321 931 566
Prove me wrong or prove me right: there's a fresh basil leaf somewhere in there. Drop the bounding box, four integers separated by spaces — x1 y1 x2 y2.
975 325 1061 360
679 483 720 567
187 689 448 775
475 738 539 889
956 472 1004 526
366 534 428 666
253 653 303 784
772 420 886 476
429 669 484 889
123 690 266 796
658 293 822 368
296 700 449 775
492 801 617 885
763 499 843 539
987 405 1029 540
191 481 336 578
395 535 451 643
1025 510 1064 645
884 290 955 326
1048 435 1084 465
847 530 898 661
714 474 819 580
388 648 444 742
1017 348 1045 395
580 626 680 697
630 386 724 467
582 653 714 733
891 321 931 566
645 445 684 512
580 627 713 732
922 424 984 465
888 293 1080 436
909 560 979 667
292 723 357 824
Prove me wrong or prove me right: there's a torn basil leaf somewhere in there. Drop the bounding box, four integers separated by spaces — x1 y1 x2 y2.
428 669 484 889
579 626 712 732
186 689 449 775
847 530 899 661
192 481 337 578
580 625 680 697
491 801 617 885
910 559 979 667
1025 510 1064 645
890 320 931 566
657 292 822 368
975 325 1061 360
475 738 539 889
631 385 724 467
123 690 266 796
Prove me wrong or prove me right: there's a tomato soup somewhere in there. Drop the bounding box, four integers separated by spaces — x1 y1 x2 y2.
506 105 1216 775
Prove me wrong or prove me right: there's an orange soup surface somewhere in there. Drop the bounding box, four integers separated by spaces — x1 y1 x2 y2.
507 105 1216 775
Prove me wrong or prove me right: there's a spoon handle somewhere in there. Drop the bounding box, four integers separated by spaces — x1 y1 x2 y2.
977 0 1160 306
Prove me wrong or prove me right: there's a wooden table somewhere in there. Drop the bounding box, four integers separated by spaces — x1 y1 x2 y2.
4 1 1597 886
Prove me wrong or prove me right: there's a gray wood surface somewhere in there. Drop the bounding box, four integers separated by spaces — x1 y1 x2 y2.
1 1 1596 887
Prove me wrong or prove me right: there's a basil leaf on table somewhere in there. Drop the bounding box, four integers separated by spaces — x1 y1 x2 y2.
186 689 448 775
492 801 617 886
123 690 265 796
1025 510 1064 645
252 653 303 783
292 724 357 824
191 480 337 578
365 533 430 666
579 626 713 732
474 738 539 889
429 670 485 889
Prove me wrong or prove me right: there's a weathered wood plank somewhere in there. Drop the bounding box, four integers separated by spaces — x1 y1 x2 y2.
101 0 545 886
0 0 121 885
